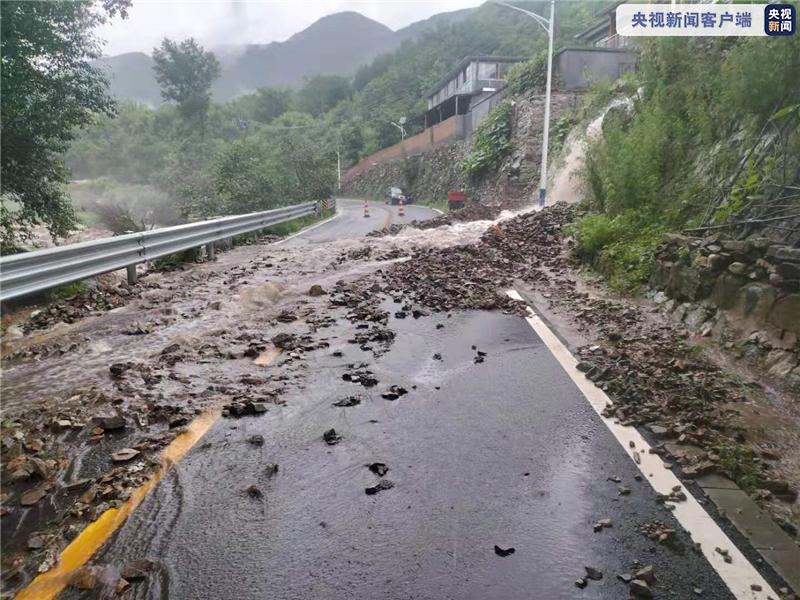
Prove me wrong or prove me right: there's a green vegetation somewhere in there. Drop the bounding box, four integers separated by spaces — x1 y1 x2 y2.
0 0 131 252
4 0 606 247
47 281 91 302
506 52 548 95
152 38 220 136
461 100 514 177
716 442 760 491
575 36 800 293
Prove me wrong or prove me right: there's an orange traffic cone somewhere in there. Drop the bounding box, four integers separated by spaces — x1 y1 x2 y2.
398 198 405 217
363 200 370 218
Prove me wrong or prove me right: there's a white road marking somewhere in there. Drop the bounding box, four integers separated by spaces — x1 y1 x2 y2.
506 289 777 600
271 209 341 245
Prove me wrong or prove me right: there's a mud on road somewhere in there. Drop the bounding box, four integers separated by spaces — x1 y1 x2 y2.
1 202 798 598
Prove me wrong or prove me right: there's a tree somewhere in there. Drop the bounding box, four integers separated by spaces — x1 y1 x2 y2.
0 0 130 251
295 75 351 117
339 121 365 166
152 38 220 136
248 88 293 124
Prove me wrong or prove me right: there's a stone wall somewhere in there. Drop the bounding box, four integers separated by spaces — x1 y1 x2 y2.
341 91 582 208
649 233 800 390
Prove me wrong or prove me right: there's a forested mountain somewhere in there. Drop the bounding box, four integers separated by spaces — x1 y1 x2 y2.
94 9 478 104
65 1 605 229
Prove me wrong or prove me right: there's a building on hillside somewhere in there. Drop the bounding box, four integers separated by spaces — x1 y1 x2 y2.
422 56 525 129
554 1 640 89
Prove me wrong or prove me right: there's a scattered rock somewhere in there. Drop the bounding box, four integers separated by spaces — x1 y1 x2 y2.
27 535 44 550
92 413 125 431
116 577 131 594
630 578 654 598
365 479 394 495
635 565 655 584
248 434 265 446
333 396 361 407
308 285 326 296
368 462 389 476
121 559 155 581
584 566 603 580
381 385 408 400
71 567 98 590
323 428 342 445
246 485 264 500
593 518 613 532
20 486 48 506
168 415 189 428
494 545 515 557
109 363 129 378
111 448 140 462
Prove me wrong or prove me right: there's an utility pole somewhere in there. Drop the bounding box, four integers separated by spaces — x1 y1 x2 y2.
336 150 341 191
493 0 555 208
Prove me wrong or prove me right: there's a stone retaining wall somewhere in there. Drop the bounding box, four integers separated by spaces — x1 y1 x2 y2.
341 92 582 208
649 233 800 390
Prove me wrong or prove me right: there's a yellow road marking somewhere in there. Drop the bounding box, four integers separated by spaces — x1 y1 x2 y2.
15 410 220 600
15 343 285 599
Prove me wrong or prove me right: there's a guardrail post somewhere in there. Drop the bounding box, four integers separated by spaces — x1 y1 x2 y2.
206 242 216 261
126 265 138 285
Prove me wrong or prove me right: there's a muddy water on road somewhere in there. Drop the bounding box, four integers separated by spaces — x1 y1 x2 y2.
1 207 744 600
1 238 414 411
1 205 526 412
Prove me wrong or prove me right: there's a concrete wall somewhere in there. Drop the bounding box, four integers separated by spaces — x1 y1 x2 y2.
555 48 639 90
342 115 467 183
466 88 508 138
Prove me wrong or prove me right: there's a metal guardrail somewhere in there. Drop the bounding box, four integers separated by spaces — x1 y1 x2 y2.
0 200 332 301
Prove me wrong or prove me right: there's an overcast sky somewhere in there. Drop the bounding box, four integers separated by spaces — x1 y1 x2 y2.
97 0 486 56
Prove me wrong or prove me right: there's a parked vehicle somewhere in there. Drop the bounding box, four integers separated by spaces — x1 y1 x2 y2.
386 186 413 205
447 189 467 211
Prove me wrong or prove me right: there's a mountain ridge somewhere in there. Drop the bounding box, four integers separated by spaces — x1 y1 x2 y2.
96 8 476 105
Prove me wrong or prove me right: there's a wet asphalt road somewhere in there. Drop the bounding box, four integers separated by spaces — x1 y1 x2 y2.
283 198 439 245
58 200 744 600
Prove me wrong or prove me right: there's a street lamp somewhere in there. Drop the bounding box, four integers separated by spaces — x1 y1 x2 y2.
494 0 555 208
391 116 407 140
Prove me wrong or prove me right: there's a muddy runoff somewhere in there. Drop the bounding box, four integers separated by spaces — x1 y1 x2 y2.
1 204 797 596
0 217 497 595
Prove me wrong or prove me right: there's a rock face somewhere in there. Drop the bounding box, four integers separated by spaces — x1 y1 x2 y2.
650 234 800 391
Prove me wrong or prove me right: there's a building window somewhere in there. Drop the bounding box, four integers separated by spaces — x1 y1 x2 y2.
618 62 637 77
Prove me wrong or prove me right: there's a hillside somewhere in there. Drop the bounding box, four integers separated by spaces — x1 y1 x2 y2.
93 51 162 105
95 9 477 105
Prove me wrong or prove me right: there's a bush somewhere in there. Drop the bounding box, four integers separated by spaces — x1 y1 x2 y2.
569 213 627 258
507 53 547 95
461 100 513 177
568 213 663 293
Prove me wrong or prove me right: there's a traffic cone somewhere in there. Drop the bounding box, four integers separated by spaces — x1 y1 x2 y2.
363 200 370 218
398 198 405 217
